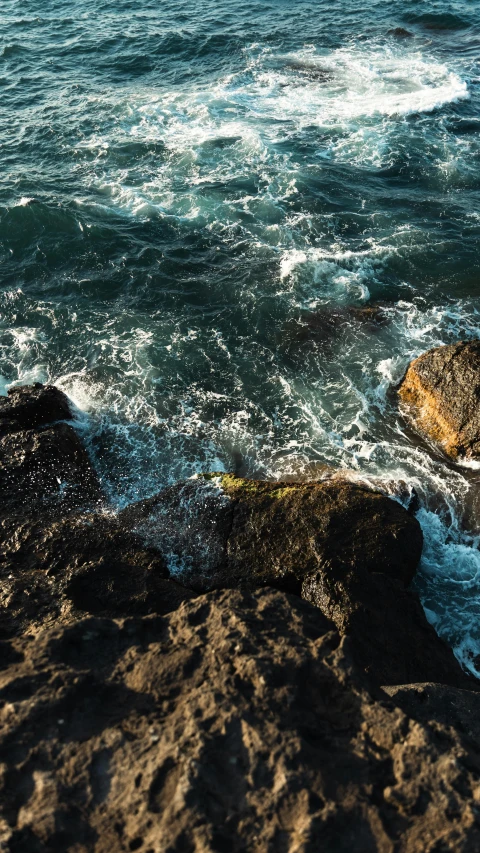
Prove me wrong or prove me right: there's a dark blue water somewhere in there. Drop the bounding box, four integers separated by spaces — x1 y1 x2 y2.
2 0 480 671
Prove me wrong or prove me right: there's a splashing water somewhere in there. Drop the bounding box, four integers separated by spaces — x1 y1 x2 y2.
2 0 480 673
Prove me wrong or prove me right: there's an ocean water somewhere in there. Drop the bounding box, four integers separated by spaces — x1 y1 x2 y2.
2 0 480 673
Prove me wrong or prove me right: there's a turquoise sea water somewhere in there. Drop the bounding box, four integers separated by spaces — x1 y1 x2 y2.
2 0 480 672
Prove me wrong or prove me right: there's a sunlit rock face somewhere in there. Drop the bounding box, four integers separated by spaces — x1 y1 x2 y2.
399 341 480 461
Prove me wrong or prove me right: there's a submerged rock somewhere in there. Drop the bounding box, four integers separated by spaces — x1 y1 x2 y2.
387 27 413 38
399 341 480 460
1 588 480 853
0 423 102 515
283 305 388 357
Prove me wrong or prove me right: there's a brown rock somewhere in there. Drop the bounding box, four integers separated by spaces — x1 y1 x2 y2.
223 476 422 592
118 474 474 686
0 510 195 639
120 474 422 593
398 341 480 459
1 588 480 853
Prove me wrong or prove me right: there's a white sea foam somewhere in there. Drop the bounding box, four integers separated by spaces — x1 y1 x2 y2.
77 41 470 229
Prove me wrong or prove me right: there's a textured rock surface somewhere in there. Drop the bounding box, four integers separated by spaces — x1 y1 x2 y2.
1 589 480 853
0 423 102 515
121 474 423 593
0 385 195 638
0 383 74 433
0 511 195 639
0 383 102 514
383 682 480 744
399 341 480 459
1 384 480 851
121 474 474 687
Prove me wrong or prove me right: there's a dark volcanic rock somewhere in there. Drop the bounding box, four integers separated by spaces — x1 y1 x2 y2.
399 340 480 460
283 305 388 357
0 383 73 433
302 567 469 688
1 588 480 853
0 383 102 514
0 384 194 637
387 27 413 38
0 422 102 514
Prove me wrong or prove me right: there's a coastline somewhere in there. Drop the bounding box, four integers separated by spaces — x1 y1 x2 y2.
1 372 480 849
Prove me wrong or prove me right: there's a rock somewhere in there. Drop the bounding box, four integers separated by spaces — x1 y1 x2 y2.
123 473 474 687
399 341 480 460
118 474 473 686
302 567 470 688
0 383 73 433
0 384 195 637
284 59 333 82
383 682 480 744
282 305 388 359
387 27 413 38
0 510 196 638
0 384 102 514
120 474 422 593
1 588 480 853
223 476 421 591
0 423 102 515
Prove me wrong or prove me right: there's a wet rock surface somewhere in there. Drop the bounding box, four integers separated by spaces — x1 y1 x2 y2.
399 340 480 460
1 589 480 853
0 385 194 638
282 305 388 359
0 383 102 514
0 383 74 433
122 474 422 592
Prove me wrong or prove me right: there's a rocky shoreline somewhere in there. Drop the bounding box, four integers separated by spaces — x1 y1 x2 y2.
2 357 480 851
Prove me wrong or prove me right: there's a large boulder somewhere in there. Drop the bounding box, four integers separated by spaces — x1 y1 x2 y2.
0 423 102 515
0 383 74 433
119 474 472 687
398 341 480 460
1 588 480 853
120 474 423 593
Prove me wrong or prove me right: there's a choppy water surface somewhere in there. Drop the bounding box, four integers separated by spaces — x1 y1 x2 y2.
2 0 480 672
